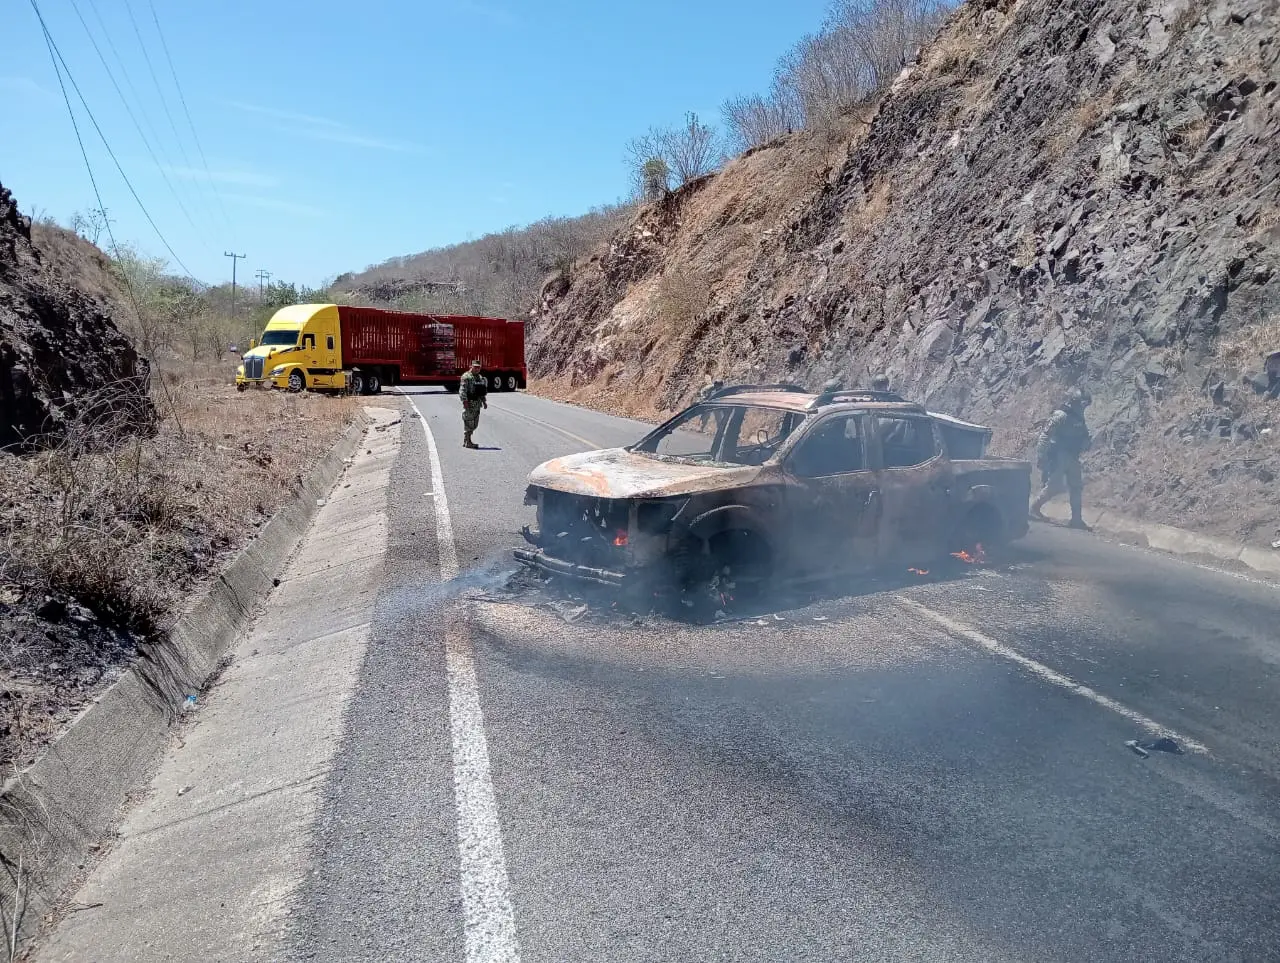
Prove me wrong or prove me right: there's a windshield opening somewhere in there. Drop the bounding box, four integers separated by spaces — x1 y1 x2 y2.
258 329 300 347
632 404 806 466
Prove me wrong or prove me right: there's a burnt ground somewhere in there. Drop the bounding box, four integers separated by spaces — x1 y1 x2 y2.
0 386 366 772
0 583 136 772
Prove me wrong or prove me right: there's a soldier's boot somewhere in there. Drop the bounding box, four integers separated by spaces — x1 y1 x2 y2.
463 430 474 449
1029 488 1051 521
1067 488 1089 530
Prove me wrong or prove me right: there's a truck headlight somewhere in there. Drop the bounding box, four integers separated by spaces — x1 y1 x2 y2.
236 365 245 377
269 365 285 376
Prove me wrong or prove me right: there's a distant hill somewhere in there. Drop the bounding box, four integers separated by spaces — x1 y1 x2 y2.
329 207 628 319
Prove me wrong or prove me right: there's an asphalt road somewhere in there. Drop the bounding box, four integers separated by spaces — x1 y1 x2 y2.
288 388 1280 963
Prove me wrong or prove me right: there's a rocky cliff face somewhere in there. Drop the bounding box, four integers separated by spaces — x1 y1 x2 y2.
0 181 151 450
532 0 1280 545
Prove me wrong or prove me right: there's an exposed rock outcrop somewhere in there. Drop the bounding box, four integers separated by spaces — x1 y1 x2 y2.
0 181 151 450
532 0 1280 544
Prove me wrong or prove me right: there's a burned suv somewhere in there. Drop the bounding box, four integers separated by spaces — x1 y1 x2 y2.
515 385 1031 593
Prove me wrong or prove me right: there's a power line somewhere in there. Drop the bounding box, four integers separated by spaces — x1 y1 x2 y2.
121 0 217 233
148 0 233 233
28 0 197 279
67 0 211 248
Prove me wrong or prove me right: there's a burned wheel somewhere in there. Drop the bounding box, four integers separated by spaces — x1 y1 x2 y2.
673 529 772 620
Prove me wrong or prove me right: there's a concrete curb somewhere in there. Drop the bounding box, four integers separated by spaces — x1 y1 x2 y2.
1040 500 1280 577
0 408 371 943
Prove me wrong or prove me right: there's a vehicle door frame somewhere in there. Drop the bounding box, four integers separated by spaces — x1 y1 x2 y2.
867 411 952 563
777 410 882 577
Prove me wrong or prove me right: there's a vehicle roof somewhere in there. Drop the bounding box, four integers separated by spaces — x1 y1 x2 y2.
708 390 927 414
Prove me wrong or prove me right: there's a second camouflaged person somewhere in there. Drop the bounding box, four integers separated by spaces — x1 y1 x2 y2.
1030 387 1092 529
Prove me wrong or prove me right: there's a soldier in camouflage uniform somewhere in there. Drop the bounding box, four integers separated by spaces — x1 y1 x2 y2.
459 360 488 449
1030 387 1092 529
696 380 724 431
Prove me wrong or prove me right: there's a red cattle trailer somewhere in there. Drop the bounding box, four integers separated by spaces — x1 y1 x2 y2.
338 306 526 392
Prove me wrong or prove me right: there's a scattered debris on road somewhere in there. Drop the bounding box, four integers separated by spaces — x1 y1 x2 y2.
1125 737 1185 758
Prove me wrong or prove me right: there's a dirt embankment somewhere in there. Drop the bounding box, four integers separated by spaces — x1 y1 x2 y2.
531 0 1280 547
0 181 151 451
0 180 365 770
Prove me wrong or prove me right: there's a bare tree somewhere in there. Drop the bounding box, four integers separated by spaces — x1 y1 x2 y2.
69 207 113 245
722 0 947 150
721 91 800 153
625 113 721 197
660 112 720 185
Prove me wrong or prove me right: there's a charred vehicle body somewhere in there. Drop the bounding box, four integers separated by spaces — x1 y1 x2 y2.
515 385 1031 594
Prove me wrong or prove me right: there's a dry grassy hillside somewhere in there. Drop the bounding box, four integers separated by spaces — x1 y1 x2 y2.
531 0 1280 547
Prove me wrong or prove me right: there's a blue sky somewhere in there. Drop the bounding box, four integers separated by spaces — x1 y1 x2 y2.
4 0 829 287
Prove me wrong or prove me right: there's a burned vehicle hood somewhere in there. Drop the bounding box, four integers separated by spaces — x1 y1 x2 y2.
528 448 763 499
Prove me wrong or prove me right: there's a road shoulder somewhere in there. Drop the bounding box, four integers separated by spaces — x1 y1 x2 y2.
35 407 400 963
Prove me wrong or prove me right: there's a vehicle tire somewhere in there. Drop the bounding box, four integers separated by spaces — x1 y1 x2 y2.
367 370 382 395
506 374 518 391
236 383 246 393
287 369 306 393
350 371 366 396
489 374 502 392
674 530 771 621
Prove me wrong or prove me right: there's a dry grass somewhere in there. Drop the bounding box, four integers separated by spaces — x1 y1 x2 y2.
1215 315 1280 371
0 379 360 633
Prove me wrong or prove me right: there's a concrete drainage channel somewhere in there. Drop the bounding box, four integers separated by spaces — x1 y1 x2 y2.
0 405 395 953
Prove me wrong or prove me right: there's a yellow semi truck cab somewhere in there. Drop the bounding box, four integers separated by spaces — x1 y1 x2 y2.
235 304 348 392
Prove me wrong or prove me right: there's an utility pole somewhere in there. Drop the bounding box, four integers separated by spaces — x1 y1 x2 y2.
224 251 246 326
255 269 272 300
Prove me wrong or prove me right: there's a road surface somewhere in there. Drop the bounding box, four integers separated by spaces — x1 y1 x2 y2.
44 389 1280 963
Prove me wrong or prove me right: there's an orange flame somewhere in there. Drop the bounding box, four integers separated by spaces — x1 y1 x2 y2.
951 543 986 564
613 530 629 547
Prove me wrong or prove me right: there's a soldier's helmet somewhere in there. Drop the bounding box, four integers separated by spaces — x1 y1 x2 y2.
871 373 890 391
712 379 724 389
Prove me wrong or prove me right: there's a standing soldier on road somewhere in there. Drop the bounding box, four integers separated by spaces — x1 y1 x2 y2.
459 360 488 449
1030 387 1092 529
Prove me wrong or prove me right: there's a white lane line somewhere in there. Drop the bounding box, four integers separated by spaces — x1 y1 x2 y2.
406 393 522 963
489 401 601 450
898 597 1210 754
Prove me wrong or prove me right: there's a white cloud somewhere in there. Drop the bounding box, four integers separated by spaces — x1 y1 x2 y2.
223 99 427 153
221 100 345 129
222 192 325 218
452 0 518 27
0 76 56 102
165 165 279 188
280 126 426 154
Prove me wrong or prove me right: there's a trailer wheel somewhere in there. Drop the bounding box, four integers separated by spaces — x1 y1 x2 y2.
366 370 382 395
350 371 366 395
505 374 518 391
287 370 306 393
488 374 502 392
